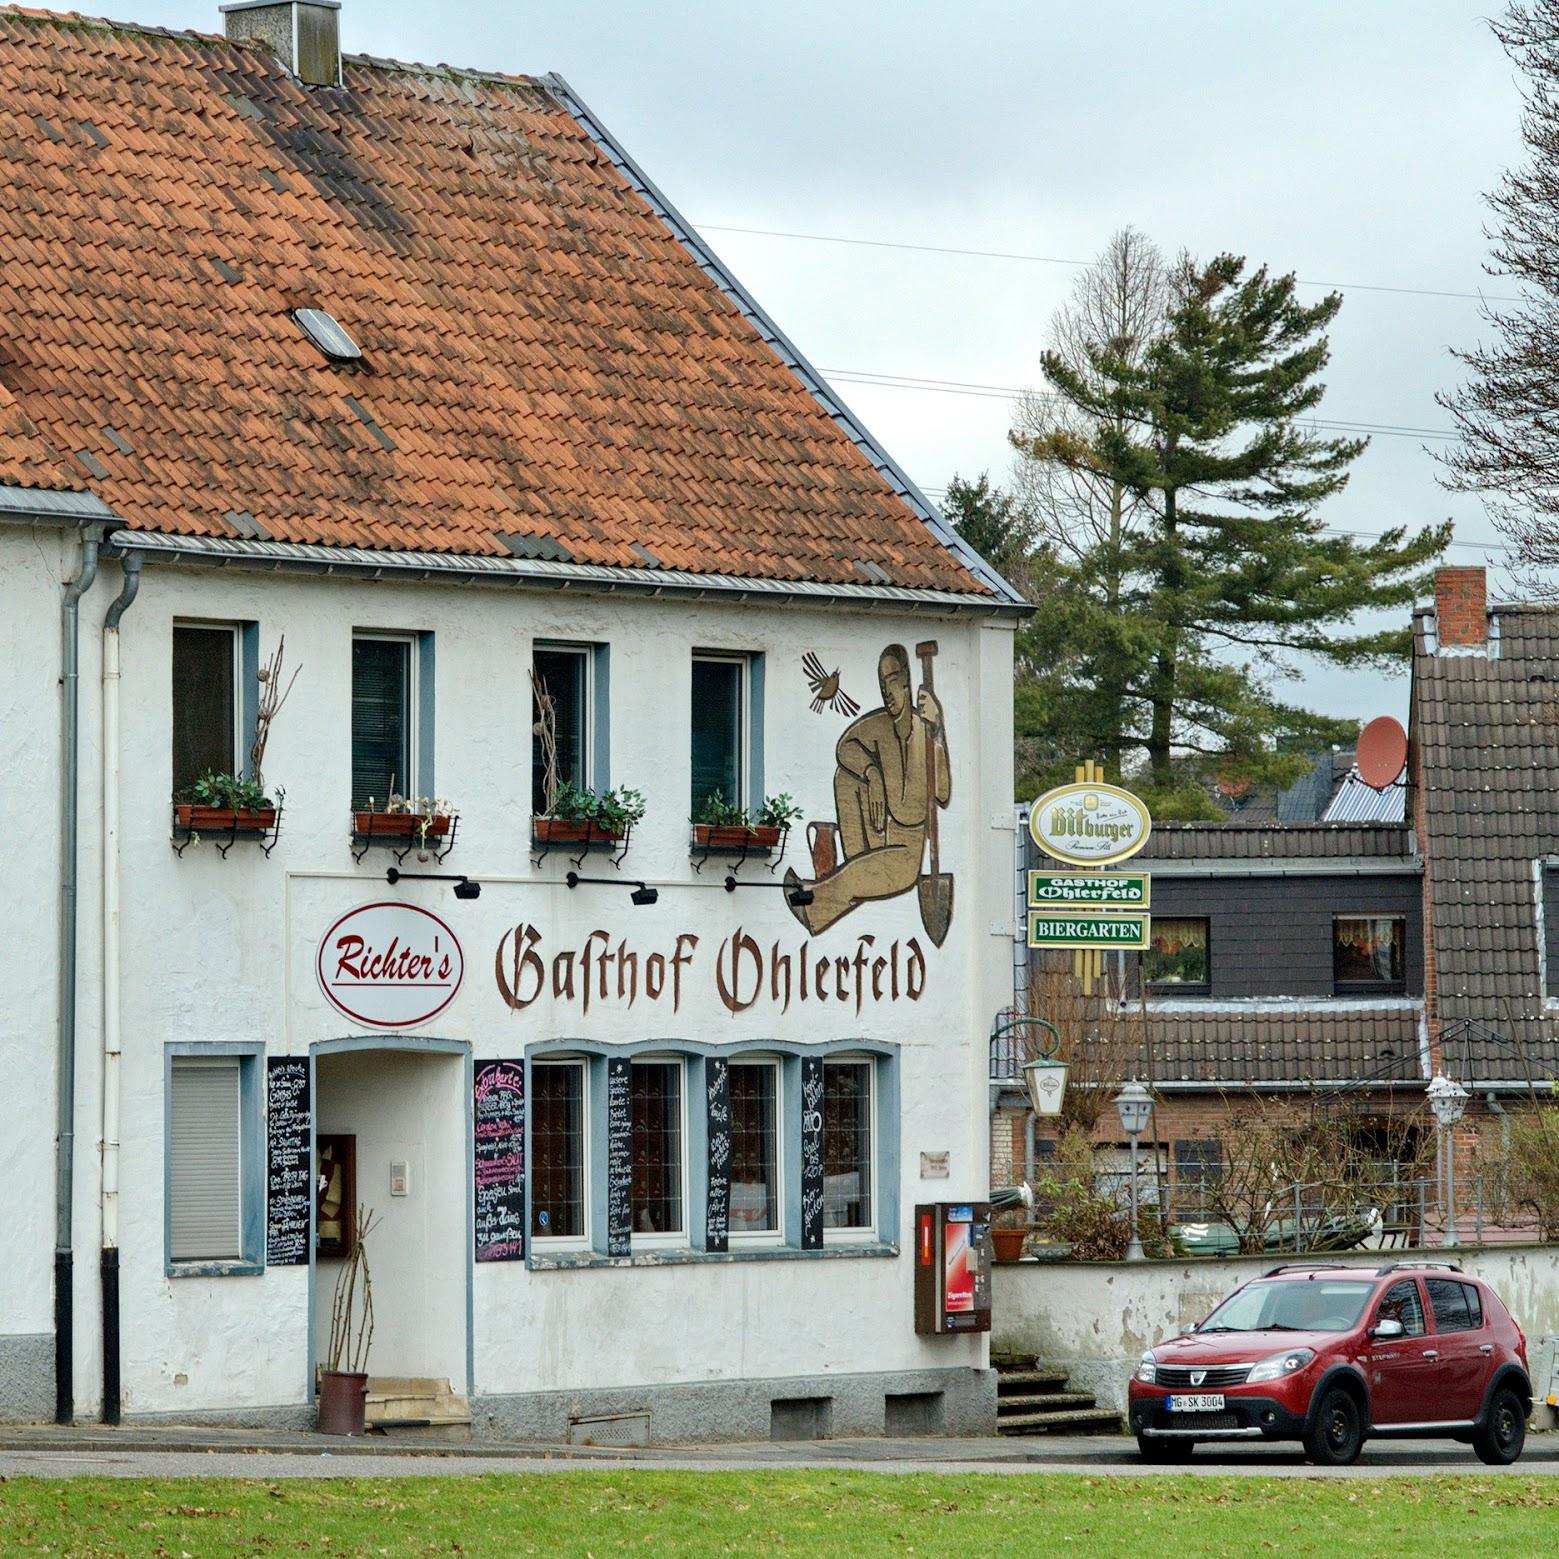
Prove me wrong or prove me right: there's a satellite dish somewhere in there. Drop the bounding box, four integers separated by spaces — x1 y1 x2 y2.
1356 715 1408 791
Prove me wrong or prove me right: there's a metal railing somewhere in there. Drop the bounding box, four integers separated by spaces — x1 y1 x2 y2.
1030 1171 1549 1256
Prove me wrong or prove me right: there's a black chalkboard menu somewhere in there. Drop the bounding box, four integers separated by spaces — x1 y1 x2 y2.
606 1056 632 1258
800 1055 824 1251
266 1057 311 1267
704 1058 731 1254
473 1060 526 1263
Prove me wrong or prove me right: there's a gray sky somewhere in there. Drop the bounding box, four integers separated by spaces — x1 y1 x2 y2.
144 2 1525 725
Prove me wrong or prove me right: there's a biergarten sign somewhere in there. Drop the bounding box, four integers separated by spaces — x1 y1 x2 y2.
317 902 465 1029
1028 781 1152 867
1027 911 1151 950
1028 871 1150 910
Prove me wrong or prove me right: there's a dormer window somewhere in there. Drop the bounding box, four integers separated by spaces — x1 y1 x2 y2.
293 307 362 361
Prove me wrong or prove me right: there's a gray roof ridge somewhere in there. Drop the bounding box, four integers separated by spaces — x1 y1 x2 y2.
541 71 1029 611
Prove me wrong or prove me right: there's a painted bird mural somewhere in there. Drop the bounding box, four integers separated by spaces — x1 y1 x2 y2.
802 651 861 717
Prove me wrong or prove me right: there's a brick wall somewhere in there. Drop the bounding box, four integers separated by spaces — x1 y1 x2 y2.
1435 566 1488 647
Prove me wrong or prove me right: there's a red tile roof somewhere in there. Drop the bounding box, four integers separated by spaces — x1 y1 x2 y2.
0 8 1001 597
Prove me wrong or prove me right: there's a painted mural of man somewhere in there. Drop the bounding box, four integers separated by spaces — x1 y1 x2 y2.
785 643 950 936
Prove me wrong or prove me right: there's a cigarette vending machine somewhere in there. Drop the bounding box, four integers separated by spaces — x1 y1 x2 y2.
913 1201 993 1335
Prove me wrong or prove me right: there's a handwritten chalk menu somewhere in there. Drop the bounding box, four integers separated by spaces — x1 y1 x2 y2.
606 1057 632 1257
800 1055 825 1250
473 1060 525 1263
266 1057 311 1267
705 1058 731 1254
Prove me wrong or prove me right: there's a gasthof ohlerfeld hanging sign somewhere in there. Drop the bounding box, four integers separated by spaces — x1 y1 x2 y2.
1028 782 1152 868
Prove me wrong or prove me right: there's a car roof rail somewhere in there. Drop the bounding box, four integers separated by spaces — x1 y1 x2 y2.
1261 1262 1351 1278
1374 1260 1465 1276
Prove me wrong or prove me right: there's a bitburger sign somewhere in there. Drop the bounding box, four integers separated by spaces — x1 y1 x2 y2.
1028 781 1151 868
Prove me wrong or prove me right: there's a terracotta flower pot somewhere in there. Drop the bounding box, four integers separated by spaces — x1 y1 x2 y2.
693 824 782 849
174 803 278 830
316 1369 368 1435
532 818 624 844
353 811 451 838
991 1227 1030 1263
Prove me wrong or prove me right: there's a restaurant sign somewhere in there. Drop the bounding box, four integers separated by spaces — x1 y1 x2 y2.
1028 782 1151 867
1028 871 1150 910
317 902 465 1029
1027 912 1151 951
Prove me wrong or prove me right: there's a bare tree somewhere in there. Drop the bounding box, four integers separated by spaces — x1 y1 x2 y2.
1439 2 1559 588
1009 227 1170 571
248 634 299 792
1026 956 1146 1135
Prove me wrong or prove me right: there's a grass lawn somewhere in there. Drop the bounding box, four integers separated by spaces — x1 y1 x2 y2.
2 1469 1556 1557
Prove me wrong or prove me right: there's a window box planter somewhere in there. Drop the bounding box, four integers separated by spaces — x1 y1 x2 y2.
171 801 283 858
532 818 626 846
175 802 278 832
350 810 457 863
692 823 782 851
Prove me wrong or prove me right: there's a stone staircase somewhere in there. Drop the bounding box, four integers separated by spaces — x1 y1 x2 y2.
364 1377 472 1440
993 1351 1122 1436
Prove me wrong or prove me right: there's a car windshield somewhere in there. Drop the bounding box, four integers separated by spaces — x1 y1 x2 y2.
1198 1279 1375 1333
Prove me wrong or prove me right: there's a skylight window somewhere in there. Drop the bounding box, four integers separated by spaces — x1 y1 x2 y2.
293 308 362 361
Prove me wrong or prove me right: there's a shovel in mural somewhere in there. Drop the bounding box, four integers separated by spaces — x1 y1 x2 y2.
915 640 953 947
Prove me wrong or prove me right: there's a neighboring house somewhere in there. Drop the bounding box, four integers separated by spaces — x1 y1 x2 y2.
996 567 1556 1217
0 3 1026 1436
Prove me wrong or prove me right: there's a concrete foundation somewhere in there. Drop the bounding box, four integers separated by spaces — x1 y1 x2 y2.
0 1335 52 1424
474 1366 996 1444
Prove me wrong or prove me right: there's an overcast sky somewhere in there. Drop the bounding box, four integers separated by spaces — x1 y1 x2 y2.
143 2 1526 727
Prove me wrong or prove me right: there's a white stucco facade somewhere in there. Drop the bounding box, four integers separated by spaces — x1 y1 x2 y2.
2 523 1018 1437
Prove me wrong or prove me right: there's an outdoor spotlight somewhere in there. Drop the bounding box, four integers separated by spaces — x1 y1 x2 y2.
453 877 481 900
786 885 815 907
630 883 659 907
386 867 482 900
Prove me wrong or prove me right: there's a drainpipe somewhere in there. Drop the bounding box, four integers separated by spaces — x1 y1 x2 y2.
99 550 141 1425
57 523 105 1425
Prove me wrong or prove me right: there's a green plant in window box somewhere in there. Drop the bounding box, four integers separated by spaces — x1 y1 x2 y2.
173 770 283 834
533 782 643 843
693 788 753 848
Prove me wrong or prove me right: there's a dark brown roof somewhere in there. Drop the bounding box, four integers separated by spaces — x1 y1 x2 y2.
1139 1007 1422 1087
0 8 1007 599
1140 822 1415 864
1413 605 1559 1079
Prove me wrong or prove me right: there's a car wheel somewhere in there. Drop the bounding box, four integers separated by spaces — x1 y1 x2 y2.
1302 1386 1363 1467
1136 1435 1195 1463
1472 1387 1526 1466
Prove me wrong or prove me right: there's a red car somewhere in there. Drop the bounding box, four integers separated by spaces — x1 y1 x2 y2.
1128 1261 1530 1466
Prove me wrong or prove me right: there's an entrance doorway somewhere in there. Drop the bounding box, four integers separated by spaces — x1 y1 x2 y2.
311 1041 470 1399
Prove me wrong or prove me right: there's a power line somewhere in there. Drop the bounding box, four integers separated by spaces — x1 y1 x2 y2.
824 367 1456 442
698 221 1522 305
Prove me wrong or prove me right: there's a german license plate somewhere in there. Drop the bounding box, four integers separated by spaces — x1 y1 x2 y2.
1166 1394 1225 1412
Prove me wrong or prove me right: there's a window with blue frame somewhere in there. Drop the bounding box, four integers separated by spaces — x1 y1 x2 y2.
351 634 414 806
532 644 592 815
690 653 746 819
166 1049 262 1272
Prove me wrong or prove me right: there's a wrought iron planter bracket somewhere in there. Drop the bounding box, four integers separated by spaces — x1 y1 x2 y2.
350 811 459 865
171 804 284 859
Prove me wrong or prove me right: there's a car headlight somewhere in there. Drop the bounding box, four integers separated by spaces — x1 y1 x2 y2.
1134 1351 1157 1384
1246 1347 1315 1384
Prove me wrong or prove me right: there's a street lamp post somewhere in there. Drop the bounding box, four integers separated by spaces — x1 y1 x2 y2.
1115 1080 1153 1263
1427 1072 1469 1247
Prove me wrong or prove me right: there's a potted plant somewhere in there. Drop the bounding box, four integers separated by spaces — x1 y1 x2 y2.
353 789 455 846
692 790 752 849
318 1204 378 1436
532 782 644 844
991 1214 1031 1263
174 770 280 831
692 791 801 850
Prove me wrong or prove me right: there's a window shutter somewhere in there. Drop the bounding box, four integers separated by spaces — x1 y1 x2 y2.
169 1058 244 1261
351 638 410 806
171 625 236 792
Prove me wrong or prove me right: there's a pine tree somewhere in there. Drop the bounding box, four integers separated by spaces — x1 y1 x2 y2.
1012 251 1448 811
944 471 1031 572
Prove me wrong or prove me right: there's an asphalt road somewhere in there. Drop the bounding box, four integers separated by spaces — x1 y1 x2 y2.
2 1435 1555 1479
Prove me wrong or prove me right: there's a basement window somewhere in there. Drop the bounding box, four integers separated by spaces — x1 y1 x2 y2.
293 307 362 361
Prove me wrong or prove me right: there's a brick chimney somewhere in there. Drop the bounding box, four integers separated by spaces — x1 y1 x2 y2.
1434 566 1487 648
222 2 341 88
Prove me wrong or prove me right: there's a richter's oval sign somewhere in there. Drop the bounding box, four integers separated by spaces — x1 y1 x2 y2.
1028 782 1152 867
317 902 465 1029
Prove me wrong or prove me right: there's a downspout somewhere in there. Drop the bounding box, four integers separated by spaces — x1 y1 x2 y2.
99 551 142 1425
56 523 105 1425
